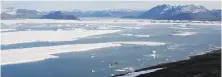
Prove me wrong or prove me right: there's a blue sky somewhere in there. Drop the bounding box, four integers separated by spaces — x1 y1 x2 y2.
2 1 221 11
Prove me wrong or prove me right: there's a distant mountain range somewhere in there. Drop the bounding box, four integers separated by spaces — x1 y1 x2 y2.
138 4 221 21
70 9 144 17
1 8 143 20
41 11 79 20
1 5 221 21
1 8 43 19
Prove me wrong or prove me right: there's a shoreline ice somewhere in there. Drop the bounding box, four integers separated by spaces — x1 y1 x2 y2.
118 68 163 77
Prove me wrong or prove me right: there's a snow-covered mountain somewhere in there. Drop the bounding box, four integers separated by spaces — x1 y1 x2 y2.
177 4 209 13
139 4 209 19
1 8 144 19
3 7 17 15
1 7 43 19
1 5 220 21
138 4 220 21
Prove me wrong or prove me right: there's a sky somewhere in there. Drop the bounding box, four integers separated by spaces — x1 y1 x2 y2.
1 0 221 11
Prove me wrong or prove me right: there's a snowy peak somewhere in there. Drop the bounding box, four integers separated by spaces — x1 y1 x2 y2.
152 4 209 14
178 4 209 13
1 7 43 19
3 7 41 15
138 4 220 21
3 7 17 15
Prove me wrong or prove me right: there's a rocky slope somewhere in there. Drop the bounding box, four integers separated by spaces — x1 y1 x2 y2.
114 49 221 77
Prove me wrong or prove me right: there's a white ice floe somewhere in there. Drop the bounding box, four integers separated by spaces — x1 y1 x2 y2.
107 25 121 28
116 41 166 46
121 34 150 38
152 50 156 54
134 35 150 38
150 54 157 58
177 24 188 27
167 44 185 50
0 29 16 32
122 27 142 29
91 70 96 73
169 27 193 30
118 68 163 77
97 27 111 30
171 32 197 36
121 34 134 36
1 40 166 65
115 67 135 72
1 43 122 65
1 30 120 45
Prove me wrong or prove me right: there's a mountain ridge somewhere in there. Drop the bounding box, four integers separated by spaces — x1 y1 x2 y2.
137 4 221 21
1 5 221 21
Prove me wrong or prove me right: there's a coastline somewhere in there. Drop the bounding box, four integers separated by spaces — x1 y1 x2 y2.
114 48 221 77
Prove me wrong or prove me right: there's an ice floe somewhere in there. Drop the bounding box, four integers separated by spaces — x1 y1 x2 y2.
91 70 96 73
1 30 121 45
115 67 135 72
121 34 134 36
116 41 166 46
1 43 122 65
97 27 111 30
170 32 197 36
134 35 150 38
122 27 142 29
177 24 189 27
0 29 16 32
121 34 150 38
169 27 194 30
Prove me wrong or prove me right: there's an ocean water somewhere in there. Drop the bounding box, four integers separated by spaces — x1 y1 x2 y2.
1 19 221 77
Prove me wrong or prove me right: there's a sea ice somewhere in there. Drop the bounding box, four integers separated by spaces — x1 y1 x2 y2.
1 30 121 45
116 41 166 46
171 32 197 36
1 43 122 65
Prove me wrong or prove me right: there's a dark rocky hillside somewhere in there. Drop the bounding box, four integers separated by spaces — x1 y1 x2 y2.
114 49 221 77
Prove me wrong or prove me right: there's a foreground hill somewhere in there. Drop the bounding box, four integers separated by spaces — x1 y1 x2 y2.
114 49 221 77
138 4 221 21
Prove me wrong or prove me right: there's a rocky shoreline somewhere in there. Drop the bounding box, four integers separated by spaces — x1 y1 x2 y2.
114 48 221 77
